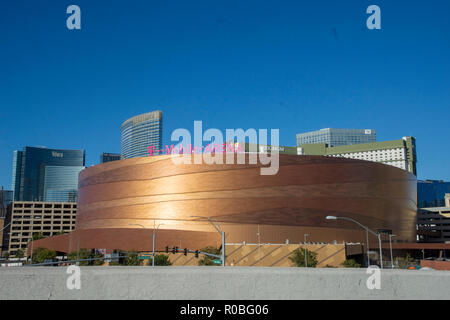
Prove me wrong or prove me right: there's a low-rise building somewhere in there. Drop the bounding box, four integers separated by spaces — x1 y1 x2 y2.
417 194 450 243
3 201 77 257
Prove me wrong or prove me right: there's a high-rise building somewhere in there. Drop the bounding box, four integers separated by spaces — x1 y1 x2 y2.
418 180 450 208
0 188 13 223
0 188 13 214
0 189 12 257
298 136 417 175
100 152 121 164
11 147 85 202
121 110 162 159
296 128 376 147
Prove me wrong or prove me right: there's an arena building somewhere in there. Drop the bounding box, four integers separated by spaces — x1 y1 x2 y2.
31 153 417 256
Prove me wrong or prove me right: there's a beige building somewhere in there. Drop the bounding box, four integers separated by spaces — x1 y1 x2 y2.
6 201 77 256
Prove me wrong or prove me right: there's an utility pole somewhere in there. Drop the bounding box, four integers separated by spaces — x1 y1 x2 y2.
389 234 396 269
304 234 309 267
30 233 34 264
326 216 384 269
76 237 80 265
129 222 163 267
257 225 261 266
191 216 226 267
365 229 370 267
153 220 163 267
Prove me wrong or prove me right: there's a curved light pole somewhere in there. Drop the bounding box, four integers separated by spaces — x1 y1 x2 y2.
191 216 225 267
129 221 163 267
389 234 396 269
326 216 383 269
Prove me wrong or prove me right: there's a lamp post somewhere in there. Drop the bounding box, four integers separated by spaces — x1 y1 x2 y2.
326 216 383 269
304 233 309 267
257 225 261 266
30 233 34 264
76 237 80 265
389 234 396 269
129 221 163 267
191 216 225 267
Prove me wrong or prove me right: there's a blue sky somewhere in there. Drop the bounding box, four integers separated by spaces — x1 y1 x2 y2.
0 0 449 188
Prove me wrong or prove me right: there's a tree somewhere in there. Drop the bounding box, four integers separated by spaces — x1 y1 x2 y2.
32 232 45 241
32 248 56 264
341 259 361 268
396 253 414 269
68 248 91 266
109 260 121 266
92 253 104 266
2 251 10 260
123 251 140 266
198 246 221 266
289 248 318 267
149 254 172 266
106 250 141 266
15 249 25 258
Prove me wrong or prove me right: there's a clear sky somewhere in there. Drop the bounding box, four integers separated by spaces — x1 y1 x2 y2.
0 0 449 188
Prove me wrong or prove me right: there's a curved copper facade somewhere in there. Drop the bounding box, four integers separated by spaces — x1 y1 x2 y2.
52 153 417 252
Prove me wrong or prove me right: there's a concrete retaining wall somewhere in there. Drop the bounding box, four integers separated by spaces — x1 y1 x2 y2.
1 266 449 300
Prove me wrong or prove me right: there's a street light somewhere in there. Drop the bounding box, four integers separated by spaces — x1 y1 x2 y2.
389 234 396 269
326 215 369 265
304 233 309 267
191 216 226 267
326 215 383 269
30 233 34 264
129 221 164 267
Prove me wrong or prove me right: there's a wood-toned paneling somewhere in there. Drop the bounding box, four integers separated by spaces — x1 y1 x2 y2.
36 154 417 253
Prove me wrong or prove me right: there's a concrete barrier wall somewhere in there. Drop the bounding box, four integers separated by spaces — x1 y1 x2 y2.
1 266 450 300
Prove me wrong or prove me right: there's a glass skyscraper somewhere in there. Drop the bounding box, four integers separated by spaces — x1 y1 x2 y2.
0 189 13 208
418 180 450 208
0 189 13 218
296 128 376 147
43 166 84 202
100 152 121 163
121 110 162 159
11 147 85 202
